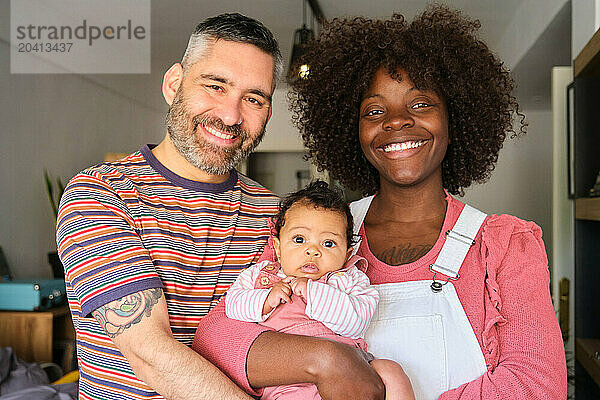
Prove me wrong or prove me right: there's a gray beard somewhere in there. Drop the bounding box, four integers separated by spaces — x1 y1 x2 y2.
165 90 266 175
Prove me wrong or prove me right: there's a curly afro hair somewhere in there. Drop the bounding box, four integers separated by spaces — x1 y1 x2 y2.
288 5 524 196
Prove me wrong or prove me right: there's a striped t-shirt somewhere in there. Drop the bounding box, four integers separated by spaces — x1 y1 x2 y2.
56 145 279 400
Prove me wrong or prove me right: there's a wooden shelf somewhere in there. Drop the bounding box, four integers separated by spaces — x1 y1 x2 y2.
575 197 600 221
0 305 75 363
576 338 600 388
574 27 600 77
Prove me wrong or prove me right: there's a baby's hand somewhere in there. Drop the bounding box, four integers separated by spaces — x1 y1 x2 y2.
262 279 292 315
290 277 309 299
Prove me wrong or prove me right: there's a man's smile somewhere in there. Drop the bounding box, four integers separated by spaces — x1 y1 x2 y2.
201 123 238 142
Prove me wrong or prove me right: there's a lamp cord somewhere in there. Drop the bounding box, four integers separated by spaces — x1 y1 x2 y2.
302 0 307 28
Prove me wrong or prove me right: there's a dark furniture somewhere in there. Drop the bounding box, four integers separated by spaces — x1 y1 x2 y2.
573 26 600 399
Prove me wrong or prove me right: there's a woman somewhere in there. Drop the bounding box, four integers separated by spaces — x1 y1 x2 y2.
193 6 566 399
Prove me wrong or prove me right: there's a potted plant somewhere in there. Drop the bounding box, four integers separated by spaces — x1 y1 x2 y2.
44 170 65 279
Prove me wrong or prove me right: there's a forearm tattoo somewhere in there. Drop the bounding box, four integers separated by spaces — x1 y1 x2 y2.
375 244 433 266
92 288 163 338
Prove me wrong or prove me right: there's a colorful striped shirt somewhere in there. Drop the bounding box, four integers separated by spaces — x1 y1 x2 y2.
56 145 279 400
225 256 378 339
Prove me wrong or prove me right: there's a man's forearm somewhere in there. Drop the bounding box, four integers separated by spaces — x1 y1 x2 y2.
94 288 251 400
128 331 252 400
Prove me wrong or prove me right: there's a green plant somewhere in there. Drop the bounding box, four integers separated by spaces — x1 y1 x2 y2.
44 170 65 222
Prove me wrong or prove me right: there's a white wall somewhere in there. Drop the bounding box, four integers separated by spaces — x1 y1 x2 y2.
572 0 599 60
495 0 568 69
465 0 566 266
597 0 600 31
551 65 574 397
247 152 310 196
0 37 165 278
462 110 553 252
255 87 304 152
551 66 574 311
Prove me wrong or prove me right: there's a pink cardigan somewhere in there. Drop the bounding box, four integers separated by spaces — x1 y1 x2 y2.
192 195 567 399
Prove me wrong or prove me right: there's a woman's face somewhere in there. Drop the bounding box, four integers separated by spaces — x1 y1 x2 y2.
359 67 449 189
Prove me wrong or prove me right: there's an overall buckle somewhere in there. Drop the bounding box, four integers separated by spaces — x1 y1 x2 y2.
429 264 460 293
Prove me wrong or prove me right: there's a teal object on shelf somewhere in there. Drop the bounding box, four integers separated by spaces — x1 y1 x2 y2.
0 279 66 311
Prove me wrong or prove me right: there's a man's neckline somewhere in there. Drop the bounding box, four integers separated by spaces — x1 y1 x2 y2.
140 144 238 193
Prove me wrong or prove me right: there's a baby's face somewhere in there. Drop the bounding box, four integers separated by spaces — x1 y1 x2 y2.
273 202 352 280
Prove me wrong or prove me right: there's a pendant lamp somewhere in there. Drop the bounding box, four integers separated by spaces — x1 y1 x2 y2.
288 0 315 81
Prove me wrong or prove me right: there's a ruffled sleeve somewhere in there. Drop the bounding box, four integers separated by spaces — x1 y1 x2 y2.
480 215 512 370
440 214 567 399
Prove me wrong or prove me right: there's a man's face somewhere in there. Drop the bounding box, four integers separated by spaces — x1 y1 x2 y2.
166 40 275 175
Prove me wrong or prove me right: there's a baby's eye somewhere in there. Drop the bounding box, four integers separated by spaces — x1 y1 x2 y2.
322 240 336 248
292 235 305 244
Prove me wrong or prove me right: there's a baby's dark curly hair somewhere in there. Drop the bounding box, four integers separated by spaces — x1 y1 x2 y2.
288 5 524 196
273 180 356 248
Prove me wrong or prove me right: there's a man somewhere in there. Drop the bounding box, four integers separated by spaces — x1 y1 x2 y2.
57 14 281 399
58 12 383 400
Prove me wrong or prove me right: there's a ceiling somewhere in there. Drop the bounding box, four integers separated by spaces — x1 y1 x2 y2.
150 0 524 71
78 0 570 113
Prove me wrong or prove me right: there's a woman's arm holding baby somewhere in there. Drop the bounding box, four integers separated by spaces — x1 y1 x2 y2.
248 330 385 400
194 301 385 400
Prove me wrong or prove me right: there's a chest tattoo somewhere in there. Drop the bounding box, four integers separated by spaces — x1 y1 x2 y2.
375 243 434 266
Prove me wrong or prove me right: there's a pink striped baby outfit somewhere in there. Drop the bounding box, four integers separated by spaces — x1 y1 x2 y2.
225 255 378 399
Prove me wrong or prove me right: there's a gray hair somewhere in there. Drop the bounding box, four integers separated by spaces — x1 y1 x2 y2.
181 13 283 86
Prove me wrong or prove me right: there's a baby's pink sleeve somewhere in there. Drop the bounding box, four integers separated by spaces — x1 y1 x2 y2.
192 300 272 395
225 263 271 322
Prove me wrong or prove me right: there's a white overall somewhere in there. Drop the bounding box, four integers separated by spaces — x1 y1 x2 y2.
350 196 488 400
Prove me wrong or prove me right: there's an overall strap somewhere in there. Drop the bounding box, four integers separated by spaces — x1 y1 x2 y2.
349 195 375 256
430 203 487 292
254 262 283 289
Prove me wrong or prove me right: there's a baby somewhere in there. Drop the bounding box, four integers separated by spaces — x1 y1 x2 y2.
225 180 414 400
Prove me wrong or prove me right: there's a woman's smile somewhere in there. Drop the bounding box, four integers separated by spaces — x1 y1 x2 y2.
380 139 428 153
